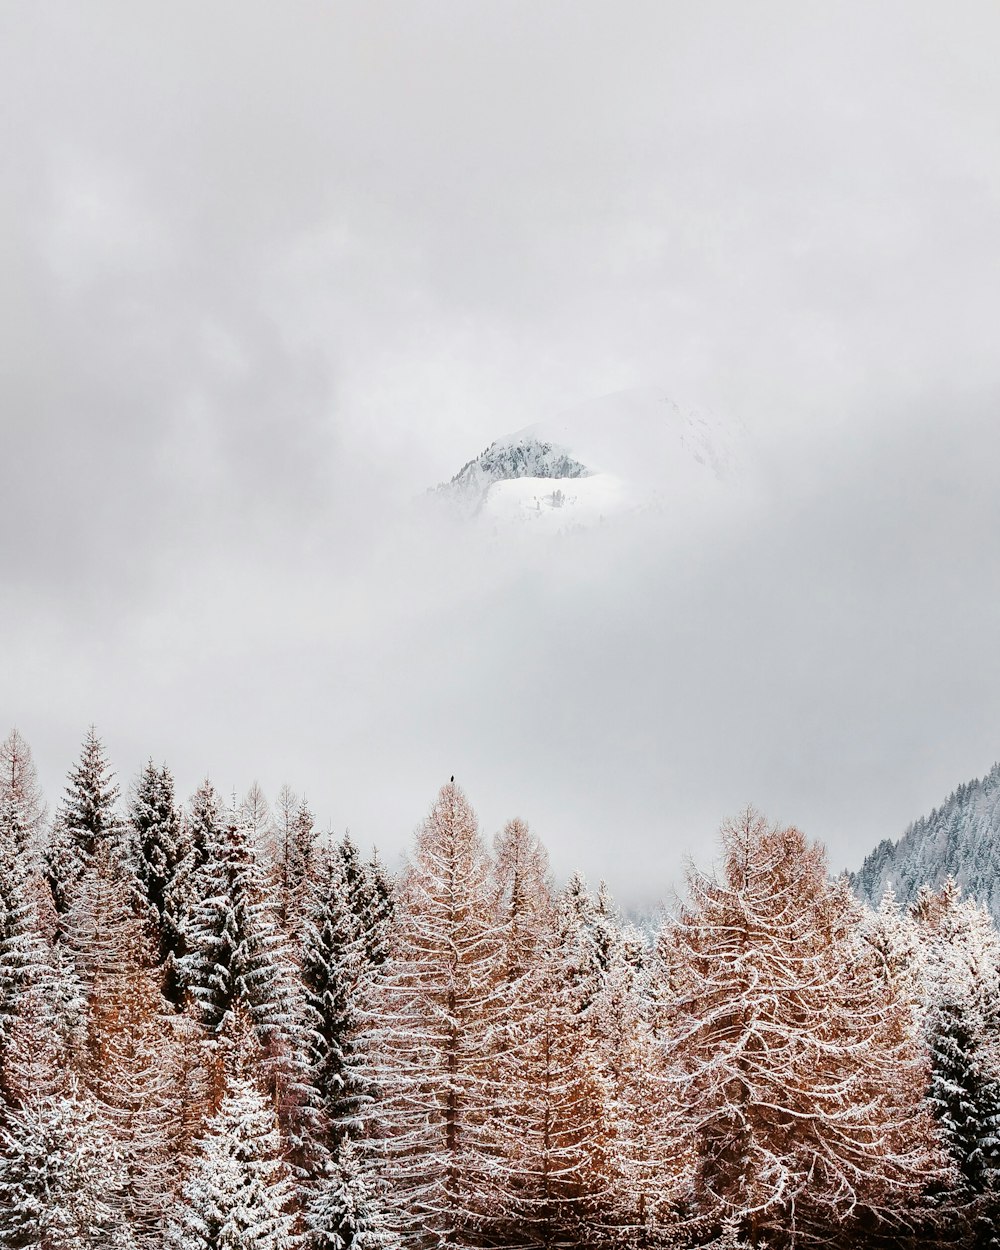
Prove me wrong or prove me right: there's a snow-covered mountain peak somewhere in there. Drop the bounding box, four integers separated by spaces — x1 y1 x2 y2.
434 388 750 533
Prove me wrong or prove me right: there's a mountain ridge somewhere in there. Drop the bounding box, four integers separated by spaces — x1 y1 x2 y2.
853 761 1000 922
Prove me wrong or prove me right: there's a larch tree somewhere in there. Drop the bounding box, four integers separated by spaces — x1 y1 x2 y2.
364 781 505 1248
659 809 946 1246
488 875 617 1247
0 729 47 855
493 817 553 985
64 838 178 1244
603 922 693 1244
241 780 274 858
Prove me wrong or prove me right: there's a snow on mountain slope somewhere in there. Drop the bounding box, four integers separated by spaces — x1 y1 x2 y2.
853 764 1000 923
434 388 750 533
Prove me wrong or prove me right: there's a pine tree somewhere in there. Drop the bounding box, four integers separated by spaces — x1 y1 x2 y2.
363 781 504 1247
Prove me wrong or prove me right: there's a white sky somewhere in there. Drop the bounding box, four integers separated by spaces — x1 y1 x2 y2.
3 2 1000 904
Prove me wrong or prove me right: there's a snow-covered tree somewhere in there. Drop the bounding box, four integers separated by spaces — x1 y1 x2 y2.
306 1136 402 1250
60 837 180 1243
0 1076 136 1249
180 807 288 1040
0 729 47 854
128 760 188 1003
167 1057 297 1250
659 809 946 1244
273 791 318 949
301 850 371 1153
0 790 48 1082
2 909 86 1109
242 781 274 857
339 839 394 971
488 876 616 1247
44 727 122 923
179 802 313 1169
364 781 504 1247
493 817 552 984
909 880 1000 1209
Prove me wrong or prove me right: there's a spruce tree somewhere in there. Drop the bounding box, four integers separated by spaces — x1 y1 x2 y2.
44 727 122 920
336 837 394 970
178 802 315 1171
180 808 289 1042
306 1137 402 1250
59 725 122 859
301 848 373 1154
167 1060 296 1250
274 792 318 949
910 879 1000 1234
0 1076 136 1249
128 760 188 1003
0 794 48 1081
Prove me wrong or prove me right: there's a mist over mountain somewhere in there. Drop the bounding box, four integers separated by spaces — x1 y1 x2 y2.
430 388 753 535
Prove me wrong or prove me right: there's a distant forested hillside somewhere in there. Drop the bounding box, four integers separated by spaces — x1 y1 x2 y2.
854 762 1000 921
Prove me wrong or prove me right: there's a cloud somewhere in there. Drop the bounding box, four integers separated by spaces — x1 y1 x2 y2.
3 2 1000 904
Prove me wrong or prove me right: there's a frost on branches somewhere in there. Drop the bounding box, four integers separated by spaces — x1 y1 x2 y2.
3 727 1000 1249
658 810 947 1245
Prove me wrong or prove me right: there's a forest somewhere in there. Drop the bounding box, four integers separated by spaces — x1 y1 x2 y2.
0 726 998 1249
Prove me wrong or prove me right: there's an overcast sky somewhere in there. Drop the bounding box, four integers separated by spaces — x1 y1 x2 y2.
3 2 1000 905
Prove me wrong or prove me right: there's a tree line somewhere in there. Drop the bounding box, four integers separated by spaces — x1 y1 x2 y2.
0 726 998 1249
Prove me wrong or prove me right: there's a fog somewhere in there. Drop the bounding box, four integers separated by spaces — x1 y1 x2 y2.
3 2 1000 904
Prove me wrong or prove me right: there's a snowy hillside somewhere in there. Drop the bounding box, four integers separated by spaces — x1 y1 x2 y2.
433 388 750 532
853 762 1000 922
